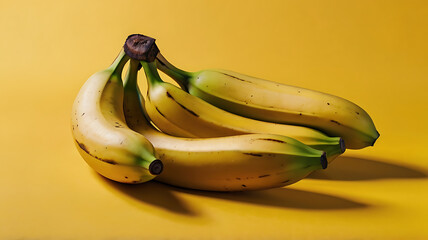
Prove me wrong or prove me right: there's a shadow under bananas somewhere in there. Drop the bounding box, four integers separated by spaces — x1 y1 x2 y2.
94 171 367 213
94 172 199 216
165 183 368 210
308 155 428 181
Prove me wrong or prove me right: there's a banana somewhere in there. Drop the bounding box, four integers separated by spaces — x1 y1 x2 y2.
71 49 163 184
123 58 328 191
141 60 344 162
156 53 380 149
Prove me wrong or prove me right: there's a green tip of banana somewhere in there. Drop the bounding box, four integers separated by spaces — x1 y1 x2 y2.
371 131 380 146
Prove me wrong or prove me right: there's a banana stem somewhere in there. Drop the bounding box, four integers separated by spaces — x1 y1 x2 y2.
124 59 140 90
156 53 191 90
109 49 130 77
141 61 164 87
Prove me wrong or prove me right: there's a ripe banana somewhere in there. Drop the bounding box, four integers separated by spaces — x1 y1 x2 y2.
71 49 163 184
123 58 328 191
156 53 380 149
141 60 344 162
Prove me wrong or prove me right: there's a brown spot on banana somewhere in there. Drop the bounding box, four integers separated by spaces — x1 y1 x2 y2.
330 120 341 125
258 174 270 178
221 73 252 83
101 159 118 165
166 91 174 100
176 102 199 117
75 140 118 165
165 91 199 117
155 106 166 118
243 152 263 157
76 140 90 155
256 138 286 144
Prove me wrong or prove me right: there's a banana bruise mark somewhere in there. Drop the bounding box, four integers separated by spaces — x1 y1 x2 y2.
221 73 252 83
282 179 290 183
102 159 117 164
165 91 199 117
242 184 247 187
330 120 341 125
258 174 270 178
177 103 199 117
154 106 166 118
243 152 263 157
256 138 286 144
75 140 118 165
166 91 174 100
77 140 89 154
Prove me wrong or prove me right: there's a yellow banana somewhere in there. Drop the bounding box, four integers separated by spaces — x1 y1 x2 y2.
123 58 327 191
71 49 162 184
141 60 344 162
156 53 380 149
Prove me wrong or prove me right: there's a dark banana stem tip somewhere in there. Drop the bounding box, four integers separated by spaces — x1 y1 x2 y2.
339 138 346 153
124 34 160 62
149 160 163 175
371 131 380 146
321 152 328 169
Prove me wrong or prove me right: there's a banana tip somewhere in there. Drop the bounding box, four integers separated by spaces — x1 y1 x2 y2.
149 159 163 175
321 152 328 169
371 131 380 146
339 138 346 153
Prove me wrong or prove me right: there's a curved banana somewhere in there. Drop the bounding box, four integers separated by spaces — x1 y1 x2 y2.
156 53 379 149
141 61 344 162
71 49 162 184
123 59 327 191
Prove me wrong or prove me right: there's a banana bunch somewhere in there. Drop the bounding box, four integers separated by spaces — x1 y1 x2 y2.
71 33 379 192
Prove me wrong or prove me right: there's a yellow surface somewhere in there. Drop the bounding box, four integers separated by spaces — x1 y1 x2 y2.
1 0 428 239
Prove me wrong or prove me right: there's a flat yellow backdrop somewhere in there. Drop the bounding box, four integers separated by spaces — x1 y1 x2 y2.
1 0 427 239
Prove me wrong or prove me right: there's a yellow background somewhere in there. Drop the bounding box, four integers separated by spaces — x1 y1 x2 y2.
1 0 427 239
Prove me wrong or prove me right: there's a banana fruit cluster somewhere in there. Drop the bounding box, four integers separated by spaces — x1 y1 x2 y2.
71 34 379 192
